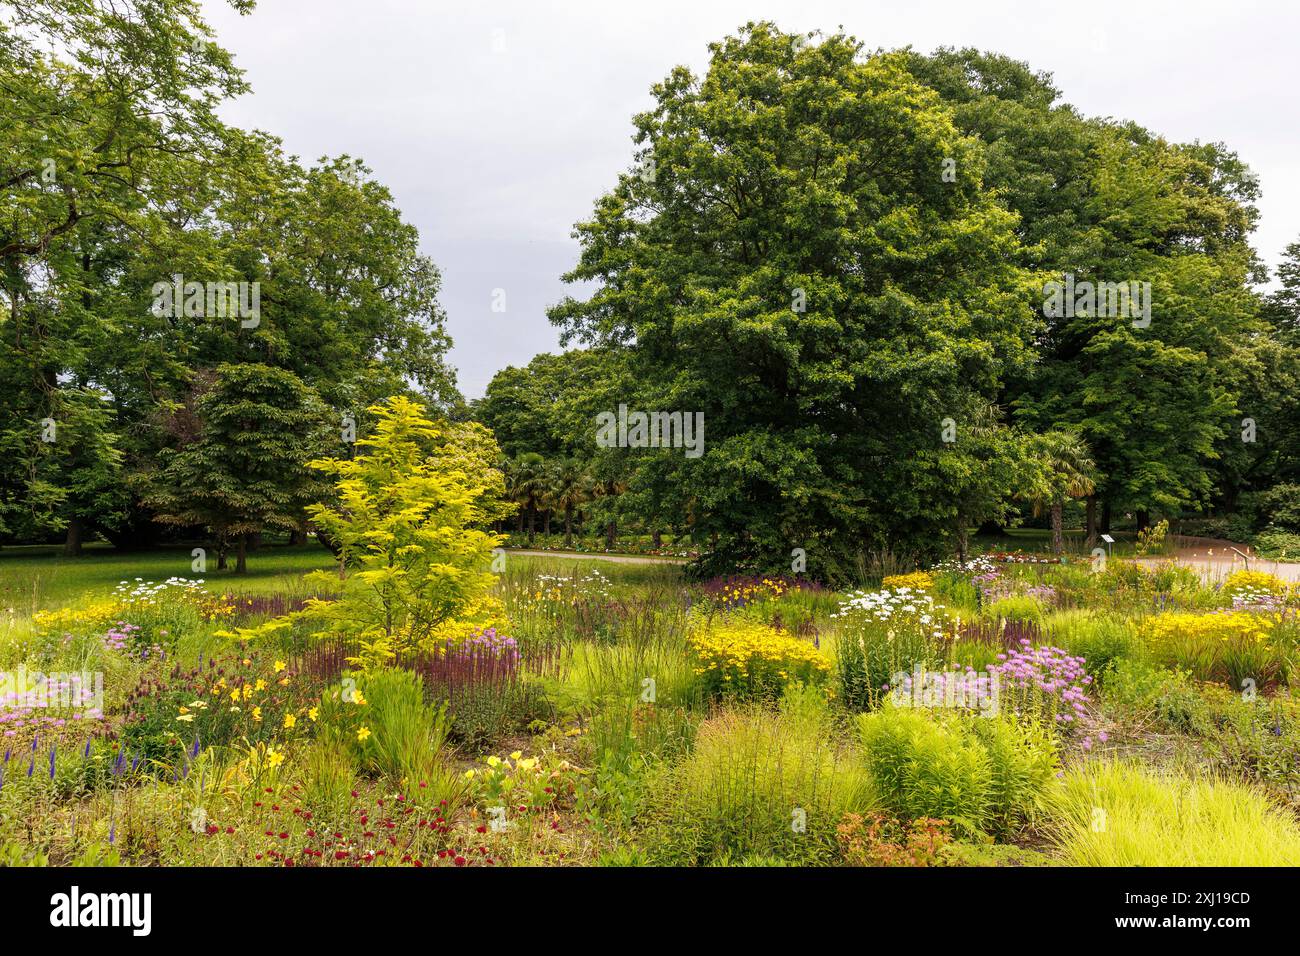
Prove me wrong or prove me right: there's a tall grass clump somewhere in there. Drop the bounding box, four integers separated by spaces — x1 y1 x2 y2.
638 685 872 865
1051 761 1300 866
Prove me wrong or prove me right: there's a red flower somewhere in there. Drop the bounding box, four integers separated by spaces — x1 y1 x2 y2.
454 856 466 867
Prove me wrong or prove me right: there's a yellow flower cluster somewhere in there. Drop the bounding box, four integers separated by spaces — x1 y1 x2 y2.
1222 570 1289 597
33 600 123 636
1141 610 1276 648
881 571 935 591
712 577 790 609
689 621 828 698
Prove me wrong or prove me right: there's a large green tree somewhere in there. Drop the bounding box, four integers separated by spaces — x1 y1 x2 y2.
136 363 334 572
549 23 1039 579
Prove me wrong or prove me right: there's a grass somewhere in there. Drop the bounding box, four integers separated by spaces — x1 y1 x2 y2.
1051 761 1300 866
0 542 337 612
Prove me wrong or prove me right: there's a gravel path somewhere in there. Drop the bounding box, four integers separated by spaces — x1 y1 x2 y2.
1132 538 1300 584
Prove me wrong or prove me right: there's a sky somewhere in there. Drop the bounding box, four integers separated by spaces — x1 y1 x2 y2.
201 0 1300 398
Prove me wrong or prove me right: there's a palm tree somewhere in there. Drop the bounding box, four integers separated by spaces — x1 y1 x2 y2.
509 453 548 543
551 459 592 548
1026 430 1096 555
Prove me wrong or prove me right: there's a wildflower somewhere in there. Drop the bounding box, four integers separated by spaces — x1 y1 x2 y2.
357 726 371 743
273 660 286 672
266 749 285 769
283 713 297 729
308 706 319 722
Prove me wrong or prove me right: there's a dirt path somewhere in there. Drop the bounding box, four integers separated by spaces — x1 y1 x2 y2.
505 549 687 565
1132 537 1300 584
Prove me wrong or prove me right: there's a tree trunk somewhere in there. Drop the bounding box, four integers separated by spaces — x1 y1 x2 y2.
652 529 663 549
564 506 574 548
1100 501 1112 534
217 545 228 570
543 509 551 537
527 506 536 544
956 519 969 563
235 534 248 574
1085 496 1098 549
64 517 83 556
1135 509 1150 532
1051 502 1064 555
605 519 616 550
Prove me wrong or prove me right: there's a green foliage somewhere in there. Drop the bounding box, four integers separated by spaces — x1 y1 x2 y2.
137 363 334 571
857 706 1059 837
983 594 1046 625
550 22 1040 577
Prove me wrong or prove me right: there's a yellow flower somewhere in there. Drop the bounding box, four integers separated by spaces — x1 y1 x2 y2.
178 706 190 715
252 706 262 722
357 726 371 742
308 706 319 722
464 769 476 779
266 748 285 769
273 660 286 672
486 755 501 768
283 713 297 729
510 750 523 761
175 714 195 723
254 679 267 692
351 690 367 706
229 689 240 704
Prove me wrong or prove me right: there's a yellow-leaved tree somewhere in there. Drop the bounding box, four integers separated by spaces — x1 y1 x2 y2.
300 396 512 666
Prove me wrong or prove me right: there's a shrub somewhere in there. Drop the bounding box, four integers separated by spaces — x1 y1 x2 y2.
688 621 828 700
836 813 951 867
1134 519 1169 556
856 706 1059 837
639 688 872 865
1254 530 1300 561
1050 761 1300 865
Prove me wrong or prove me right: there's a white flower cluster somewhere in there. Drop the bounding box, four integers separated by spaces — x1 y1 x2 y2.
832 586 950 638
113 576 208 606
929 556 997 575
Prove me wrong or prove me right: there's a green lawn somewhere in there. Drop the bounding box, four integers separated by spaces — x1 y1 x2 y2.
0 542 338 614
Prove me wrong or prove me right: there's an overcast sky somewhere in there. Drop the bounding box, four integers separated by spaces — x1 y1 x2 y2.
201 0 1300 398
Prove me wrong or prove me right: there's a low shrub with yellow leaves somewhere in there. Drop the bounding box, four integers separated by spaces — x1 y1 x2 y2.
688 620 829 700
